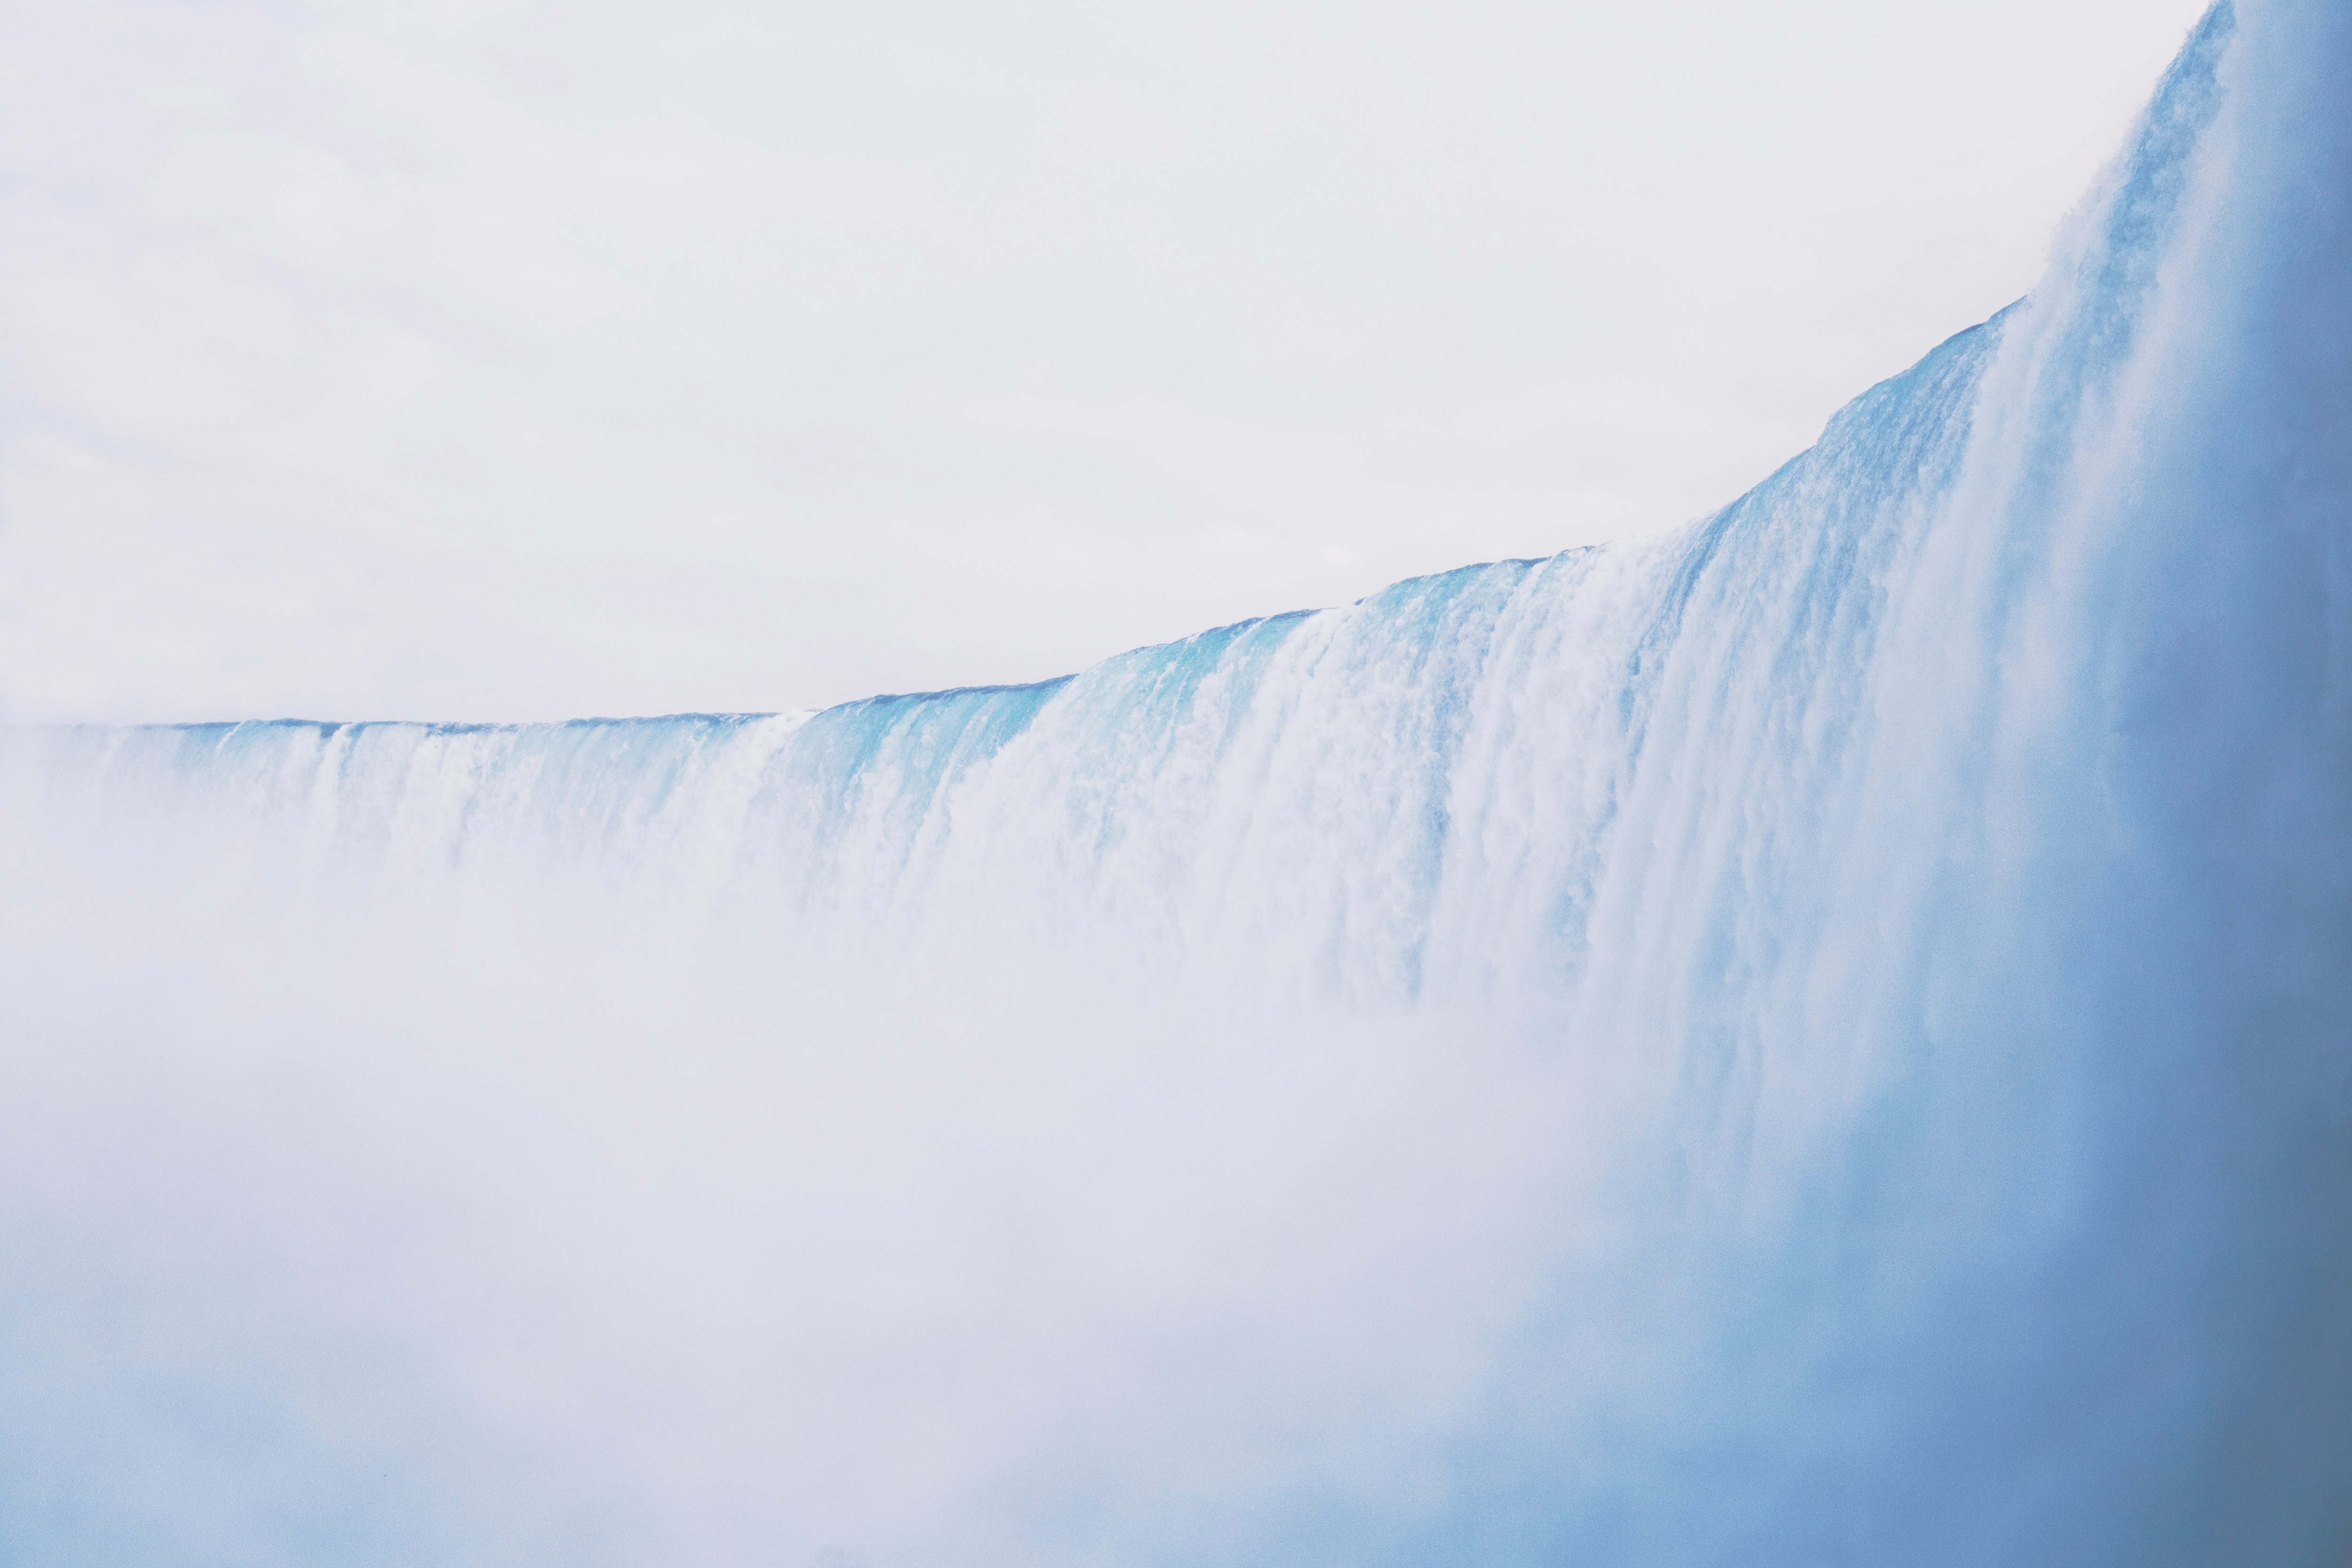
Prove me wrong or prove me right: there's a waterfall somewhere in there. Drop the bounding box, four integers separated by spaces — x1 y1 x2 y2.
3 2 2345 1562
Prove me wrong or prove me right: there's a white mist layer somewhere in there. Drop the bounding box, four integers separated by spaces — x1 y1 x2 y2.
3 2 2348 1563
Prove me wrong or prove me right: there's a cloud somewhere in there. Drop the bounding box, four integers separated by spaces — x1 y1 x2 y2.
0 0 2209 723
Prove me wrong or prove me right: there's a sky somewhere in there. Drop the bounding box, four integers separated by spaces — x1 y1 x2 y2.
0 0 2211 724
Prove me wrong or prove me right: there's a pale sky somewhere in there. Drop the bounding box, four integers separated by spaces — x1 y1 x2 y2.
0 0 2210 723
